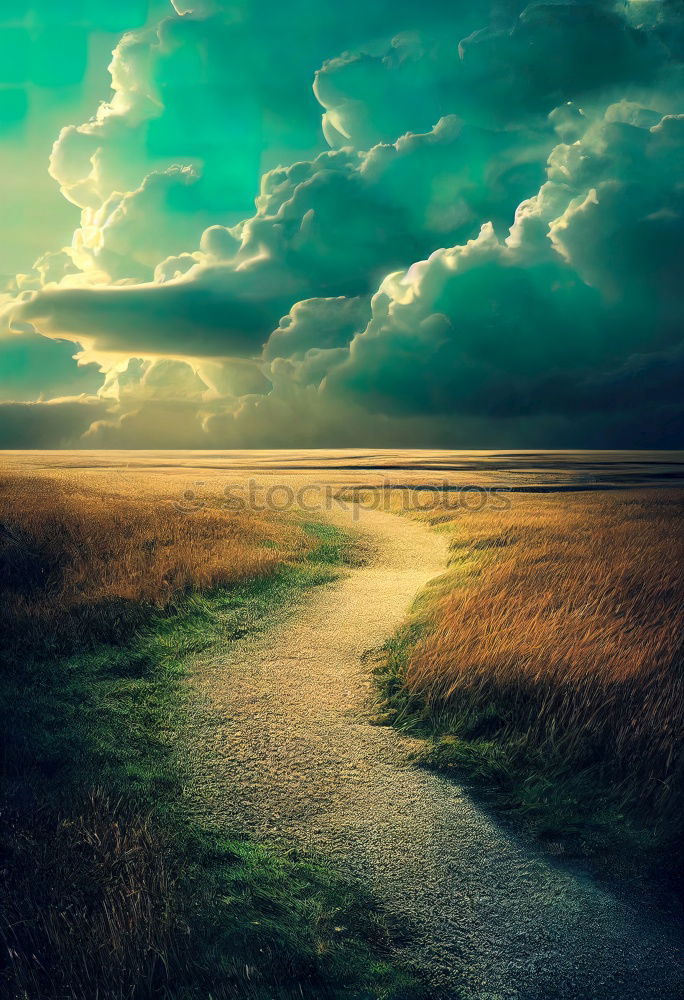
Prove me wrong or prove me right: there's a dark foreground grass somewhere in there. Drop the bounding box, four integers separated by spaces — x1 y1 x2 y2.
1 534 428 1000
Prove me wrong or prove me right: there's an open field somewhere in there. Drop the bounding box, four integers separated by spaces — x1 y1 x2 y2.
3 447 684 489
1 452 683 998
0 471 325 655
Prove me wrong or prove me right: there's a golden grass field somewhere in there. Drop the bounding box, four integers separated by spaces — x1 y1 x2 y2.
0 472 321 654
386 489 684 844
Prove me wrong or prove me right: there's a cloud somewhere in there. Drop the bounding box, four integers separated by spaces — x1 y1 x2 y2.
17 97 684 447
247 104 684 441
51 0 482 276
19 115 552 357
546 111 684 342
0 328 102 402
263 296 371 362
37 2 536 287
321 222 608 418
18 260 308 358
0 397 110 448
45 10 323 285
5 1 684 448
99 356 208 402
50 11 310 214
70 166 217 282
314 2 667 150
83 398 211 448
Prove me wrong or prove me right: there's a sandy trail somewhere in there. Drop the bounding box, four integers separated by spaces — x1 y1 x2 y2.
187 504 683 1000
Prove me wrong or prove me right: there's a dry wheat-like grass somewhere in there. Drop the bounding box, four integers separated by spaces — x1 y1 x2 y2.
0 472 313 651
1 790 179 1000
403 491 684 821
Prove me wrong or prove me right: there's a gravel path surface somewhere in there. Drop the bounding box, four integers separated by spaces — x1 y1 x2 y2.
187 505 683 1000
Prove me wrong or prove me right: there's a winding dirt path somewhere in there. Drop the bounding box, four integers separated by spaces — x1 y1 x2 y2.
187 505 683 1000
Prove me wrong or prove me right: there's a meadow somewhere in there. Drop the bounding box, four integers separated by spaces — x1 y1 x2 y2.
0 472 309 652
0 472 424 1000
2 458 682 998
377 489 684 879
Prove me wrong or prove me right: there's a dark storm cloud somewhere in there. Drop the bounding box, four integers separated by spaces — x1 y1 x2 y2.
315 1 667 149
321 223 610 418
488 339 684 421
0 397 110 448
19 264 305 358
0 328 101 402
263 297 371 362
320 105 684 427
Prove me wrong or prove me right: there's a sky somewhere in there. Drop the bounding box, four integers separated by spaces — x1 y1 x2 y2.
0 0 683 448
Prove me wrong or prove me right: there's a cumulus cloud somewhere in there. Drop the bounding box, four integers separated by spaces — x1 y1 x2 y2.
70 166 215 282
18 261 307 358
263 297 371 362
318 106 684 426
47 13 279 285
99 356 208 402
48 0 485 284
547 111 684 337
321 223 605 417
5 0 684 447
314 2 668 149
50 11 307 214
19 114 553 356
245 103 684 441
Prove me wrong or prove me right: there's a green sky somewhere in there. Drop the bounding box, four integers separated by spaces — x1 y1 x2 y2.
1 1 683 448
0 2 173 273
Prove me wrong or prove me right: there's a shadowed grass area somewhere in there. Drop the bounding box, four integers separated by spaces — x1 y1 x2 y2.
374 490 684 885
0 475 429 1000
